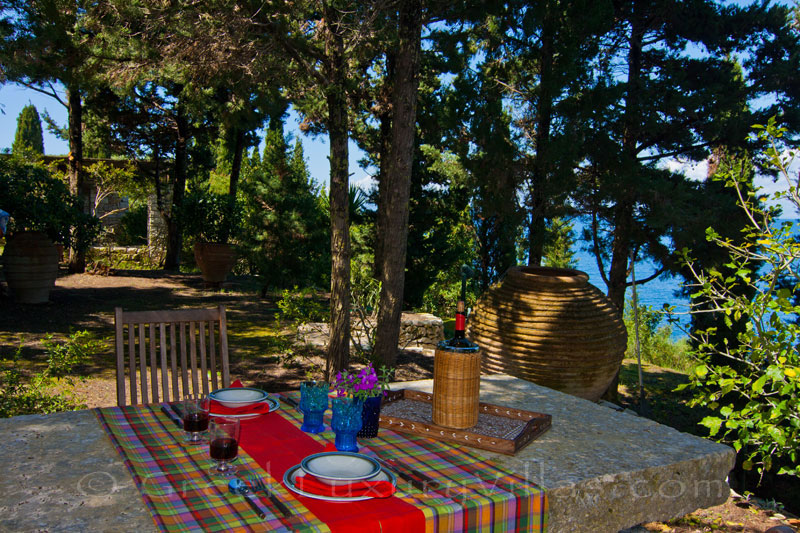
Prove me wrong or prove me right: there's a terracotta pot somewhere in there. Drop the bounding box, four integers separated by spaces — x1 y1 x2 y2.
468 266 627 402
2 231 59 304
193 242 236 285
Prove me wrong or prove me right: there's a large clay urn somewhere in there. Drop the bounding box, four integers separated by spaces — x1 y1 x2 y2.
469 266 626 402
2 231 59 304
193 242 236 286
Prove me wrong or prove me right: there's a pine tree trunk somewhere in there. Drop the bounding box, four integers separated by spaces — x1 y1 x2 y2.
164 104 189 270
373 51 395 281
527 2 555 268
324 5 351 380
67 87 86 273
221 127 245 244
373 0 422 367
603 4 644 401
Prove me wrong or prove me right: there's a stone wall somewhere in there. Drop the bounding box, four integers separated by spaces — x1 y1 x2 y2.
298 312 444 352
147 190 172 252
94 192 129 231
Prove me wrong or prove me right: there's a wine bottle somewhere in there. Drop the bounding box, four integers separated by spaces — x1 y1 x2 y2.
440 265 478 350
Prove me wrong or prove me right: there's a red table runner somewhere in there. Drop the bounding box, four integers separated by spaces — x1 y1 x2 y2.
237 399 425 532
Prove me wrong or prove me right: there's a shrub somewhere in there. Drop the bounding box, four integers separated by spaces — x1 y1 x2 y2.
277 286 328 326
676 118 800 479
42 330 105 378
180 187 242 243
0 345 85 419
0 156 99 252
624 301 691 371
115 201 148 246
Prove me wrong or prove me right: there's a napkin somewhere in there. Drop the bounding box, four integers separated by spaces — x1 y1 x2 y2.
295 474 396 498
210 400 273 416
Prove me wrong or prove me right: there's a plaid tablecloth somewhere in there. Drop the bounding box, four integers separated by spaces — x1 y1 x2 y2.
96 393 547 532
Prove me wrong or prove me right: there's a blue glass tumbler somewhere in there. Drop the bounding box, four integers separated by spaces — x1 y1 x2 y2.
331 396 364 452
357 395 382 439
300 381 329 434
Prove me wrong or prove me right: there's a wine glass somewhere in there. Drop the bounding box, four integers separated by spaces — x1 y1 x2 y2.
209 417 240 477
183 394 210 443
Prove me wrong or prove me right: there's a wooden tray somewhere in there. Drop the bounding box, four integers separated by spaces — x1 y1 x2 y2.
378 389 551 455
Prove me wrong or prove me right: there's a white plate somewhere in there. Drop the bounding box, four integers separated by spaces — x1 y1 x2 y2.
209 387 269 407
209 397 279 419
300 451 381 486
283 464 396 502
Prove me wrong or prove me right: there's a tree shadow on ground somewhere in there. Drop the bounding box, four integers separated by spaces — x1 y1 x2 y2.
617 360 712 436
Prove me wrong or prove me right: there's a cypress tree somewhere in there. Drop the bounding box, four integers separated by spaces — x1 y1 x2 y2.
12 104 44 156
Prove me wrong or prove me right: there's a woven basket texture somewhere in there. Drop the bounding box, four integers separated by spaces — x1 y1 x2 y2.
432 347 482 429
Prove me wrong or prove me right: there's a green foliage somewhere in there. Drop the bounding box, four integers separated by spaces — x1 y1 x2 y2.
12 104 44 156
519 217 578 268
180 187 242 243
0 345 85 419
677 118 800 480
404 146 478 310
240 130 329 289
115 201 148 246
0 156 99 252
277 287 328 327
350 255 382 363
542 217 577 269
420 267 479 320
42 330 104 378
624 302 691 371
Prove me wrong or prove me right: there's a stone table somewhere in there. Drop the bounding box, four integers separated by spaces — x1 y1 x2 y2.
0 409 156 532
392 375 735 533
0 374 734 532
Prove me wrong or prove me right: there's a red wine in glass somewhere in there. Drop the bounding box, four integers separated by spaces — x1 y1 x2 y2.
210 437 238 461
183 411 209 433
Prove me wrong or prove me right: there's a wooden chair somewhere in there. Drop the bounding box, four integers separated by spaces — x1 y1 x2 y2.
114 305 231 406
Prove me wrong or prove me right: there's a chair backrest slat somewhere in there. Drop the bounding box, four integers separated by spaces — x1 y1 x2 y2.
149 323 158 402
138 322 148 404
199 322 209 396
189 321 199 395
159 323 169 403
114 306 231 406
115 308 125 407
179 322 189 396
219 307 230 387
169 323 179 400
209 322 218 391
128 324 137 405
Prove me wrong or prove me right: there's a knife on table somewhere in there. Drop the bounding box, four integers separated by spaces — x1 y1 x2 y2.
373 457 431 493
160 405 184 429
384 459 442 490
281 395 300 409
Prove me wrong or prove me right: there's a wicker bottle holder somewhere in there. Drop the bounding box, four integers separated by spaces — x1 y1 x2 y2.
432 342 481 429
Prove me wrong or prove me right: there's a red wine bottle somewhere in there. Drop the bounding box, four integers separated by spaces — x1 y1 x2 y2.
440 266 478 351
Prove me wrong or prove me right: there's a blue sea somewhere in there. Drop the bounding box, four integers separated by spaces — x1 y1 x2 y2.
572 248 690 337
568 217 800 338
562 218 691 337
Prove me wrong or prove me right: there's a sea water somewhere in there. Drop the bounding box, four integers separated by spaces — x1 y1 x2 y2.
572 249 690 338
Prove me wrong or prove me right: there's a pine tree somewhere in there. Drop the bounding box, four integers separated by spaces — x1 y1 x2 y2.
241 128 329 291
12 104 45 156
